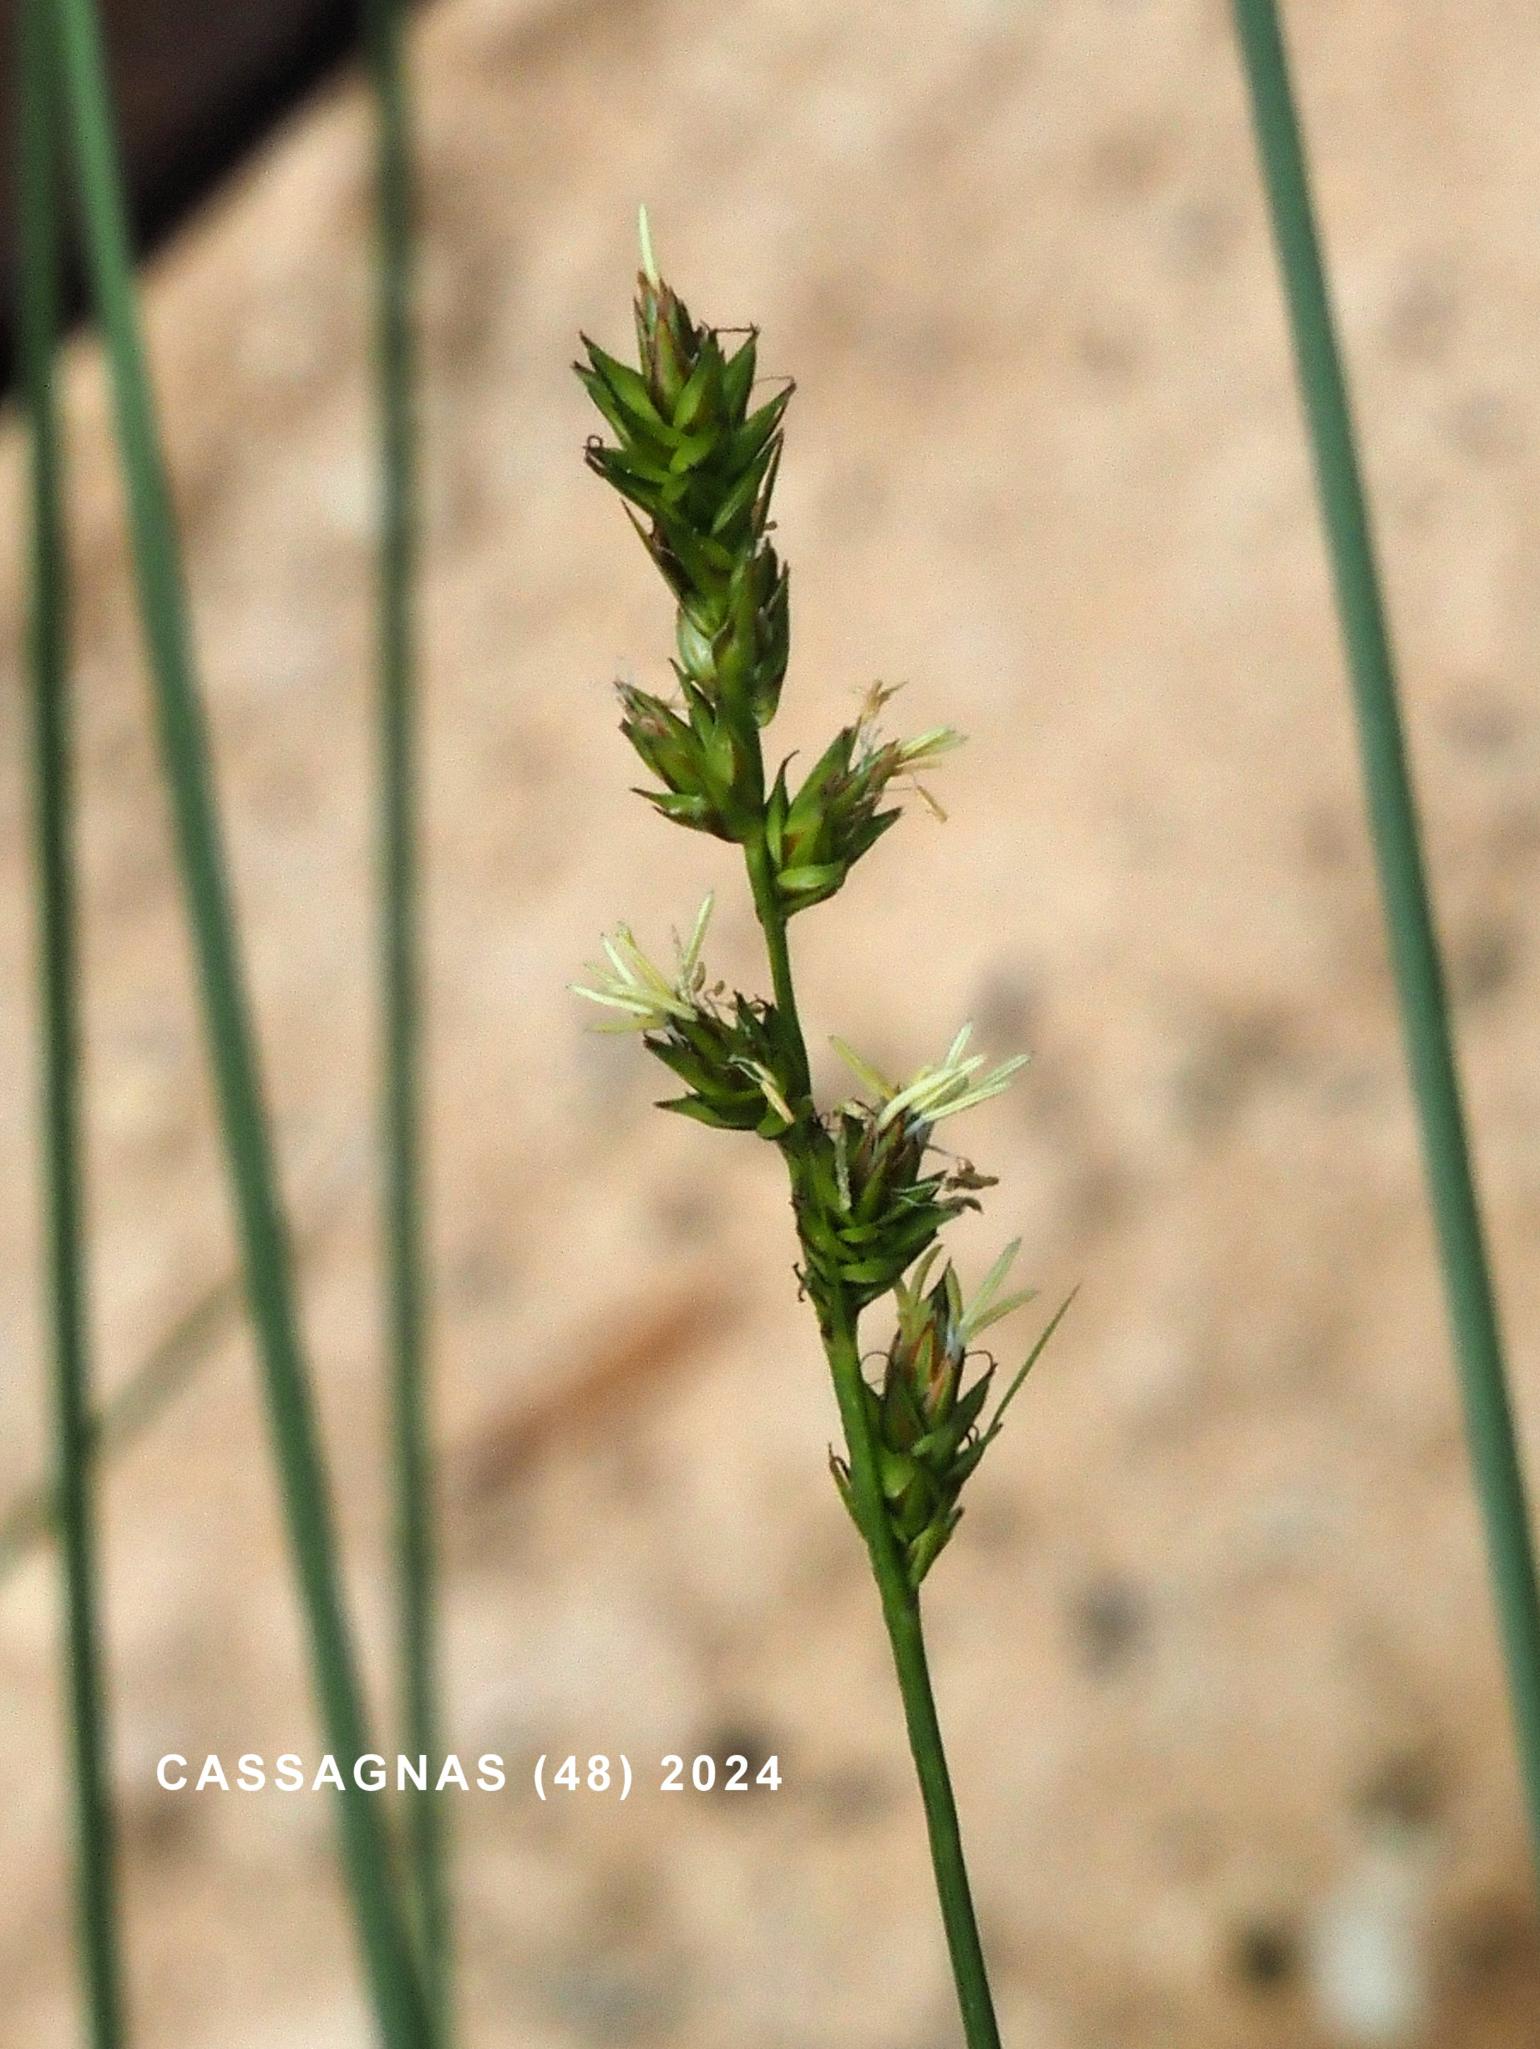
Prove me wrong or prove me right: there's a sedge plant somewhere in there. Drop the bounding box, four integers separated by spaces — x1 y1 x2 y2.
574 219 1069 2049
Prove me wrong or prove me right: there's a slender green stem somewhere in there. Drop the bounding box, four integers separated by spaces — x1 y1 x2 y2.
745 835 1002 2049
744 835 810 1100
1230 0 1540 1878
47 0 431 2034
361 0 448 2027
19 4 127 2038
823 1300 1003 2049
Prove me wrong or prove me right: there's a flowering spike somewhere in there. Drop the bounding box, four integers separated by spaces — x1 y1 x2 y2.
577 242 1073 2037
579 249 791 776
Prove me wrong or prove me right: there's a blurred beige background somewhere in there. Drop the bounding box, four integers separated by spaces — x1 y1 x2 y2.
3 0 1540 2042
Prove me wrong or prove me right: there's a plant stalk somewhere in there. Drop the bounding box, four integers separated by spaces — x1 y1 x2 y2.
18 2 127 2037
825 1298 1004 2049
1230 0 1540 1878
744 835 810 1100
361 0 449 2027
47 0 431 2033
746 832 1003 2049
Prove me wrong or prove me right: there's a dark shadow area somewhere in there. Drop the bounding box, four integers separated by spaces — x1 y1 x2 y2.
0 0 367 387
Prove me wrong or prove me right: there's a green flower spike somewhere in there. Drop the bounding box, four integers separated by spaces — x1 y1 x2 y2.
575 892 798 1139
832 1244 1075 1588
575 226 1073 2048
765 687 966 912
788 1027 1027 1313
577 217 791 850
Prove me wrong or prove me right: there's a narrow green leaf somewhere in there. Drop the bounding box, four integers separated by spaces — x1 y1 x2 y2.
980 1289 1078 1450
